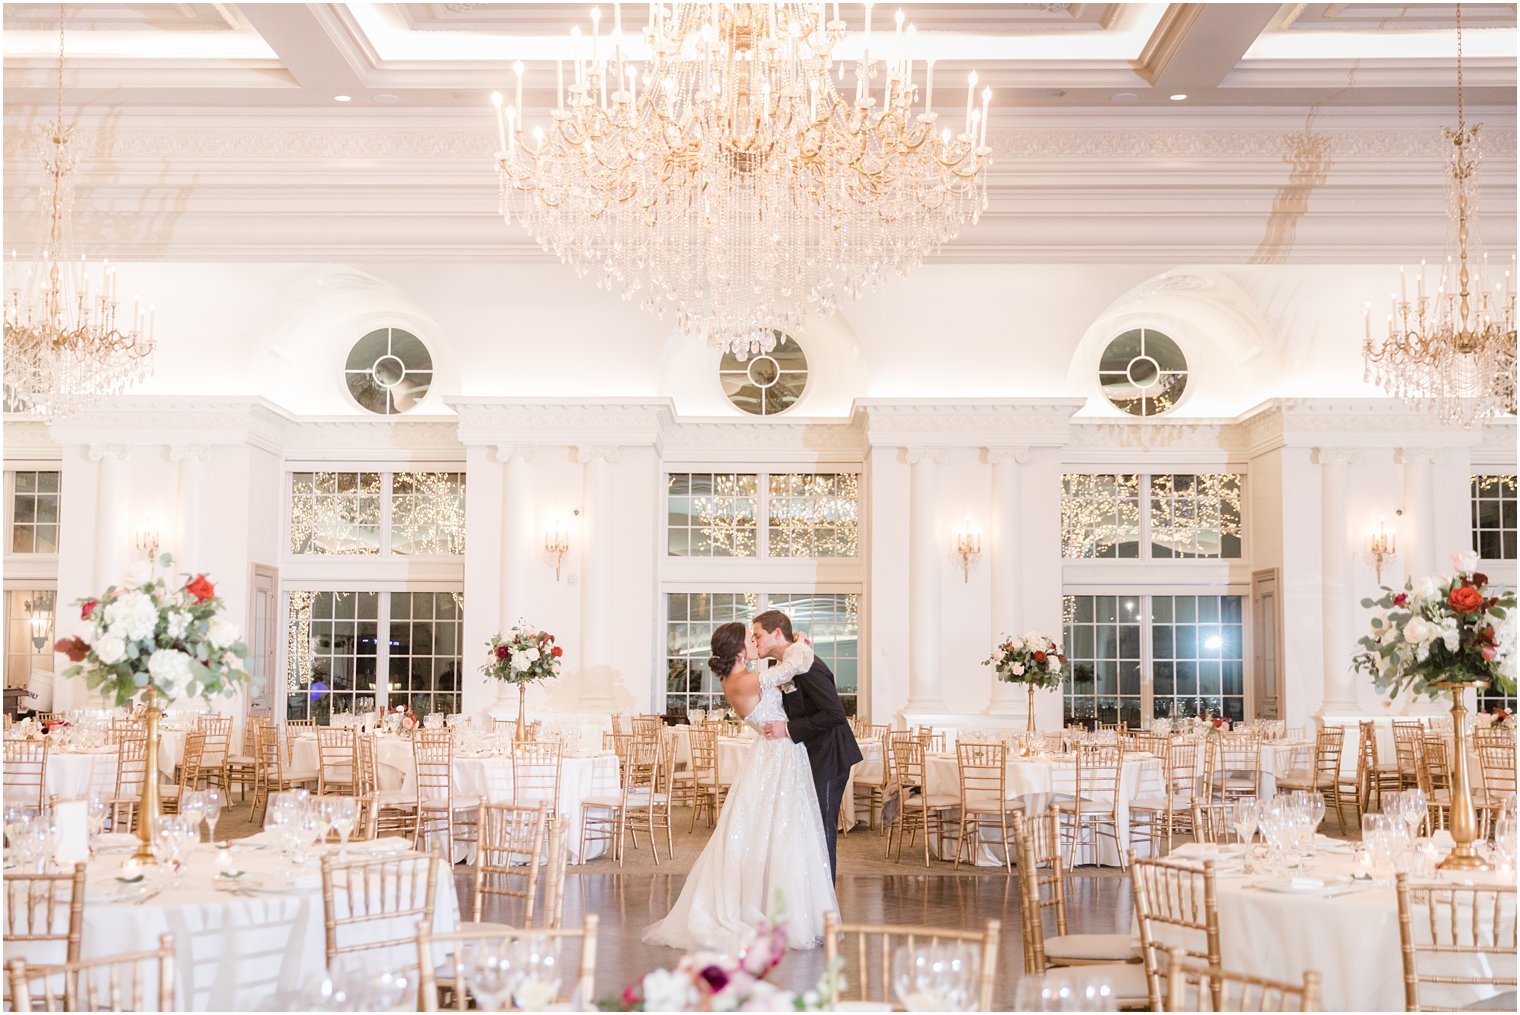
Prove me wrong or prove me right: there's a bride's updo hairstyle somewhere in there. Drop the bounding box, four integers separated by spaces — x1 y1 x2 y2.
708 621 747 679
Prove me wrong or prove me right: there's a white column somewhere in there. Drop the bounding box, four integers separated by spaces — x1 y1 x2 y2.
495 445 536 625
576 445 618 711
89 444 130 589
1316 447 1361 714
1397 447 1442 580
985 447 1029 715
906 447 947 711
170 444 210 566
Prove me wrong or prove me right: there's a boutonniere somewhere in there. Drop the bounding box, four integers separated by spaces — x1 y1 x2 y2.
779 680 798 694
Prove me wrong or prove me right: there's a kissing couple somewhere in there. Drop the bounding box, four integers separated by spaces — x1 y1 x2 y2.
643 610 864 952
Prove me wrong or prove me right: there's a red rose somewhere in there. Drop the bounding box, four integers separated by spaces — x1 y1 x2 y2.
1033 650 1048 663
185 574 215 603
551 646 563 658
81 599 99 620
495 645 509 660
1448 585 1485 613
1393 593 1408 607
54 636 89 663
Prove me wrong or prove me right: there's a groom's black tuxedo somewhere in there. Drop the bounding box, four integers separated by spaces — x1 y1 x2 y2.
780 656 863 879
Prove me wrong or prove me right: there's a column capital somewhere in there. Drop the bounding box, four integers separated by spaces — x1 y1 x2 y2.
493 444 538 465
575 445 620 465
905 446 949 466
168 444 212 464
985 446 1031 466
87 443 131 464
1395 447 1446 466
1312 447 1361 467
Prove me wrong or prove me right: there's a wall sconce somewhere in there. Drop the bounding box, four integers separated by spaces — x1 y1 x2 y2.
136 522 161 563
545 516 570 581
23 592 53 651
1368 516 1398 584
954 516 981 584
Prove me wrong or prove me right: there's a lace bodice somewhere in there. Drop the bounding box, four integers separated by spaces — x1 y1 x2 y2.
743 643 813 732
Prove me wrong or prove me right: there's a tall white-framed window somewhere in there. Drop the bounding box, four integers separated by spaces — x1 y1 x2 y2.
280 464 466 722
1472 472 1517 714
1061 469 1249 725
661 463 865 717
4 465 62 694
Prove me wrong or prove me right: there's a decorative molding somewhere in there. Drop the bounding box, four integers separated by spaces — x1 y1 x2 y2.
86 443 132 464
449 399 671 449
491 444 537 465
1395 447 1446 466
984 447 1032 466
168 444 212 464
905 447 950 466
1312 447 1363 466
0 420 60 459
575 445 621 465
855 400 1084 449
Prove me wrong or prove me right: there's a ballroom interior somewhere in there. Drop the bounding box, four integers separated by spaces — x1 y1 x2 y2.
1 3 1517 1013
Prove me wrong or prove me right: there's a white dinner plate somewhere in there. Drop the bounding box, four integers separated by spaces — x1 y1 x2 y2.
1254 876 1351 894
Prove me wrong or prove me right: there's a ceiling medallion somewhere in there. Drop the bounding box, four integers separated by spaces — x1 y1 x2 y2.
3 5 156 418
1363 4 1516 429
489 2 992 356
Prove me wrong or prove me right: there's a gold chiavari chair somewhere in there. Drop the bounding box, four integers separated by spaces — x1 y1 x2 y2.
158 731 205 815
1057 744 1128 870
850 731 890 833
686 726 727 831
1189 800 1239 846
1278 725 1349 831
1011 806 1143 973
355 732 418 842
580 735 669 866
106 719 145 745
1164 947 1322 1012
3 739 48 812
195 713 233 793
473 802 547 925
492 717 516 737
6 933 176 1013
631 715 664 740
316 726 357 796
224 716 266 803
251 724 320 824
953 742 1023 872
1395 874 1517 1013
414 729 480 858
1412 738 1453 832
1130 739 1201 855
2 863 87 1005
542 816 569 930
1206 733 1262 805
109 734 149 832
320 849 439 966
915 726 946 754
821 911 1001 1012
1130 854 1222 1012
416 915 599 1012
887 737 953 868
512 741 564 814
1476 740 1517 838
1096 720 1129 734
284 717 317 763
1392 720 1426 792
1358 720 1402 813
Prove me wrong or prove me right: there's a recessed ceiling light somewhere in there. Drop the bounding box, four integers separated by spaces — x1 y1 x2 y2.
373 94 400 105
1109 92 1139 104
1169 93 1188 102
334 95 352 103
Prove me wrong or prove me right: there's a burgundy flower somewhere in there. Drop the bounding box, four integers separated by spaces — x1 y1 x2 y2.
495 645 510 660
1393 593 1408 607
699 965 730 992
81 599 99 620
54 636 90 663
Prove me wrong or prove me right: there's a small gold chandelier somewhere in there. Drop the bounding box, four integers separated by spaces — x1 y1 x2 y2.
1363 3 1516 429
3 5 155 418
490 3 992 356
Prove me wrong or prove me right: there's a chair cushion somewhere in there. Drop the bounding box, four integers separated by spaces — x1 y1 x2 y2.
1464 990 1517 1011
420 796 480 810
375 788 416 806
225 755 256 765
1043 962 1149 1004
1043 933 1142 963
283 768 321 782
1129 797 1178 811
1056 799 1113 813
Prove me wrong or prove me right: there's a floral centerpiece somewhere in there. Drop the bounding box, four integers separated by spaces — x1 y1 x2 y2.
53 556 249 862
1352 552 1516 870
482 622 563 740
983 631 1067 733
602 918 842 1012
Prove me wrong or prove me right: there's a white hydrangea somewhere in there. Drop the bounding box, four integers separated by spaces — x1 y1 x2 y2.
165 610 192 640
1009 637 1025 652
522 646 541 663
93 632 126 665
147 648 194 699
510 653 530 672
207 613 239 649
1403 616 1434 645
104 591 159 642
1496 613 1517 682
640 970 697 1013
1011 663 1026 676
1416 574 1443 600
1438 616 1460 653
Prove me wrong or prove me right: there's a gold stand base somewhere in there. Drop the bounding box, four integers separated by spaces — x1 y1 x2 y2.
1437 847 1492 872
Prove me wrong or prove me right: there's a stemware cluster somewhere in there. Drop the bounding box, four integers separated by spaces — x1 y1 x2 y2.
264 791 360 862
457 935 564 1013
892 941 981 1012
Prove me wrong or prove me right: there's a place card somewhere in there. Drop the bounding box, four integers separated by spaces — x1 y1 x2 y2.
53 799 89 865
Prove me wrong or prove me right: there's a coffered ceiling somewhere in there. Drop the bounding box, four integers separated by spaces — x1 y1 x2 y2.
2 3 1515 264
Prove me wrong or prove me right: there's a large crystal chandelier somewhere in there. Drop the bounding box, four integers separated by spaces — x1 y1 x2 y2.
490 3 991 355
1363 4 1516 429
3 6 155 418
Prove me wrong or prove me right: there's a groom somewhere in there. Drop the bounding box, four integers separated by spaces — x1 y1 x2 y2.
752 609 863 880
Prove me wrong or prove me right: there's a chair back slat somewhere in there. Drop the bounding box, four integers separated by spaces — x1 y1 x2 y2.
821 911 1000 1012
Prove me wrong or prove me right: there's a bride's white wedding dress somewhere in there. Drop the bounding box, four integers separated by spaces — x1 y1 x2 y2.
642 646 838 953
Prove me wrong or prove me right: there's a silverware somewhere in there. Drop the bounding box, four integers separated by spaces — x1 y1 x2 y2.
132 889 162 906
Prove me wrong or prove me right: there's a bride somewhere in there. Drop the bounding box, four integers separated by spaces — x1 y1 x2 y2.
642 621 837 953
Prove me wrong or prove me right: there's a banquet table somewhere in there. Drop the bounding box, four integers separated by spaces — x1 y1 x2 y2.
2 836 461 1012
42 747 118 801
291 734 620 862
714 732 867 830
1164 837 1517 1012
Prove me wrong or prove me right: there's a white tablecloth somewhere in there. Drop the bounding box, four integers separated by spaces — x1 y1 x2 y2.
3 839 461 1012
1165 839 1516 1012
715 731 864 830
43 749 118 801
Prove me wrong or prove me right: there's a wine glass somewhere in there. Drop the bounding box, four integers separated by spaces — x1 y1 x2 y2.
512 935 562 1011
201 789 224 845
893 942 980 1012
327 797 359 857
86 799 110 848
1494 812 1517 870
180 790 208 843
465 940 514 1012
1232 797 1260 871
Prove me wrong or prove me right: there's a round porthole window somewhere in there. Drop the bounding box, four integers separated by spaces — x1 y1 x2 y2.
719 332 807 416
344 327 433 415
1098 328 1188 417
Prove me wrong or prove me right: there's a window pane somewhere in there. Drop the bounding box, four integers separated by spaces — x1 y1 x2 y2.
286 592 382 721
289 472 382 555
767 473 860 558
1152 595 1246 722
391 472 466 555
1149 474 1244 559
1062 474 1141 558
1063 594 1142 728
387 592 463 717
1472 474 1518 562
666 473 760 558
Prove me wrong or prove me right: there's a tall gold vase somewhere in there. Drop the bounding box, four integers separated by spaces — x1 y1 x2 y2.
1436 681 1489 871
516 683 527 742
133 686 163 864
1026 684 1037 734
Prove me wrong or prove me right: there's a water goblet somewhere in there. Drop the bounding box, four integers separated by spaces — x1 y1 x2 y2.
200 788 223 845
179 790 208 844
513 935 563 1011
1494 812 1518 871
86 798 110 847
893 941 980 1012
326 797 359 857
465 940 514 1012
